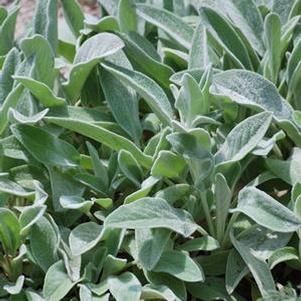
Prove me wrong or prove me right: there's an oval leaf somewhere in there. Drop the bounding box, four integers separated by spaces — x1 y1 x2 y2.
44 116 152 168
105 197 199 237
212 70 293 121
153 250 204 282
233 187 301 232
101 62 173 126
215 112 272 164
135 4 193 49
63 33 125 102
69 222 104 256
43 261 75 301
11 124 80 167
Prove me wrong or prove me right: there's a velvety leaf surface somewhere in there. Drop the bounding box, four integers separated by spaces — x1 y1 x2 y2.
136 4 193 49
11 124 80 167
215 112 272 164
2 1 301 300
105 197 199 237
102 62 174 125
43 261 75 301
233 187 301 232
212 70 293 120
63 33 125 102
153 250 205 282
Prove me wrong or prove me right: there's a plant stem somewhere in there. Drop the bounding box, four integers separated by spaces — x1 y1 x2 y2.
199 190 215 237
222 212 239 249
86 211 98 223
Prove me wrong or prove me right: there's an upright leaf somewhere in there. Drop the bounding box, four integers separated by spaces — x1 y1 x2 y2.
0 5 18 56
272 0 296 24
118 0 137 33
61 0 84 37
188 23 210 69
20 35 56 88
0 47 20 105
33 0 58 53
30 216 59 272
0 85 24 135
63 33 125 102
215 173 231 242
215 112 272 164
118 149 143 186
263 13 281 83
224 0 265 55
230 231 275 296
135 4 193 49
102 62 173 125
199 6 252 69
175 73 210 126
100 67 142 144
43 261 75 301
0 208 20 255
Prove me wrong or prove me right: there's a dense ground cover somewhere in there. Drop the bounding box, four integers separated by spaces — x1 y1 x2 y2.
1 0 301 300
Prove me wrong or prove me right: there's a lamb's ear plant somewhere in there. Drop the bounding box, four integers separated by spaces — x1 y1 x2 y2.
1 0 301 300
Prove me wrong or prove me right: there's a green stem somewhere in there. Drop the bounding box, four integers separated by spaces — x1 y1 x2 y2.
196 225 208 236
272 144 283 159
86 211 98 223
200 191 215 237
297 230 301 258
222 212 239 249
164 178 174 186
1 255 17 282
277 76 286 95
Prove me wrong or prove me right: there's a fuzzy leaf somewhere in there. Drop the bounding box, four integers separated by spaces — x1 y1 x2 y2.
44 117 152 168
43 261 75 301
69 222 104 256
102 62 173 125
11 124 80 167
135 4 193 49
212 70 293 120
153 250 204 282
0 208 20 255
63 33 124 102
105 197 200 237
230 231 275 296
233 187 301 232
108 272 142 301
215 112 272 164
30 217 59 272
136 228 170 270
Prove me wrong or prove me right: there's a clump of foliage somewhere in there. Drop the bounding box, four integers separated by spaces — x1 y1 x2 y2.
1 0 301 300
